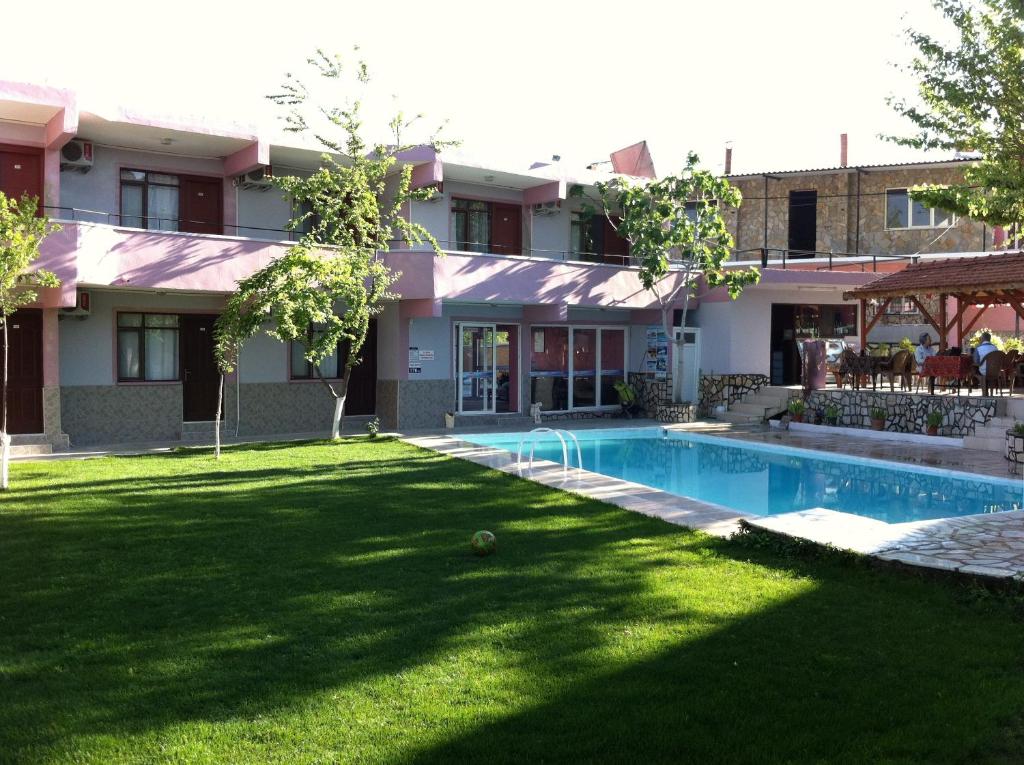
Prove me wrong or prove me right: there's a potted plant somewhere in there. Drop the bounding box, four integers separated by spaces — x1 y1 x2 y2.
788 399 806 423
444 411 456 429
366 417 381 439
926 410 943 436
824 403 840 426
1006 422 1024 465
869 407 886 431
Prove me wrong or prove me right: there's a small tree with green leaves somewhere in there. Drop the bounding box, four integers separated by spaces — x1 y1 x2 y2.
0 193 60 488
591 153 759 402
887 0 1024 241
214 50 449 451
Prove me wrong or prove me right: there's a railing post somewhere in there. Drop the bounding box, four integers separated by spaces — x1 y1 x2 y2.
760 248 768 268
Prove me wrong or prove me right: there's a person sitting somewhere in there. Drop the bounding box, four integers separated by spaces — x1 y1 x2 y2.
973 332 999 374
915 333 936 367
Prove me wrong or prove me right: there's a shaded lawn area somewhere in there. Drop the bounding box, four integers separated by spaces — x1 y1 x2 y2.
2 439 1024 764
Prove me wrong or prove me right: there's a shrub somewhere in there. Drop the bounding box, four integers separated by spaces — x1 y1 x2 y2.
870 407 887 421
788 399 806 415
968 328 1004 350
366 417 381 438
927 410 944 428
899 337 915 353
825 403 840 419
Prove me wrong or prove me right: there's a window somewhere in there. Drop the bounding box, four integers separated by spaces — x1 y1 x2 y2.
570 213 630 264
290 327 342 380
885 189 955 229
885 297 919 315
117 313 179 381
684 199 718 223
452 199 491 253
120 170 180 231
529 326 627 411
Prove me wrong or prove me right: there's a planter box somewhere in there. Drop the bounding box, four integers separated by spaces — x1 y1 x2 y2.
1006 430 1024 464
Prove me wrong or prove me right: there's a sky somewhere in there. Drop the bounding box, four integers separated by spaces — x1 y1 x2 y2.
1 0 954 175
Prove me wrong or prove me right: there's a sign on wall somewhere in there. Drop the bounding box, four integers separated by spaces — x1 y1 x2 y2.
645 326 669 379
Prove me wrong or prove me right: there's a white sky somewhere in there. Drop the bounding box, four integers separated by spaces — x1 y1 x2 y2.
1 0 953 175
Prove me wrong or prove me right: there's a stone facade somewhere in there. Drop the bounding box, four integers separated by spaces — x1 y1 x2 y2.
805 389 996 437
626 372 699 423
61 384 184 445
698 374 769 416
727 164 990 259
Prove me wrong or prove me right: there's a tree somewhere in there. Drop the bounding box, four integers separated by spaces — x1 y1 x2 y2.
887 0 1024 240
214 50 448 451
0 193 59 488
591 153 759 402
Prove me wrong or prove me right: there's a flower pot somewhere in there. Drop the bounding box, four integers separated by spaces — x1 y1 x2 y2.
790 412 803 423
825 418 839 427
1006 429 1024 464
870 418 885 431
444 412 456 429
927 425 939 436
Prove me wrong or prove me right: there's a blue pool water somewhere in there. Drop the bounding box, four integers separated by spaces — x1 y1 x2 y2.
464 428 1024 523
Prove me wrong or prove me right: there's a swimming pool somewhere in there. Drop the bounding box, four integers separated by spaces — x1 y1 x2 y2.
463 428 1024 524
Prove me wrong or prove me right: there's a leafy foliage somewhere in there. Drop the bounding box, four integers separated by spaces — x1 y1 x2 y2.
0 193 59 319
887 0 1024 233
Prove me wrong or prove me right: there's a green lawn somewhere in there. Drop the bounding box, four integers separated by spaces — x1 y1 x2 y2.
2 438 1024 764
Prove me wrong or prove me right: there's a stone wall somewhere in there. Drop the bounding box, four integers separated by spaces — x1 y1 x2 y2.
61 384 183 445
626 372 698 423
728 165 989 258
805 389 995 437
698 374 770 416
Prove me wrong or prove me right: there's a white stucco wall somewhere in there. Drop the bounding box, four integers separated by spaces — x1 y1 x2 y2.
694 285 858 376
236 186 294 240
408 317 451 380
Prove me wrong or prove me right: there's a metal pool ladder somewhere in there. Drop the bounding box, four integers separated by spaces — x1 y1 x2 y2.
516 428 583 478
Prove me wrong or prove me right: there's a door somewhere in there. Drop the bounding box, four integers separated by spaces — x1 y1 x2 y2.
788 190 817 257
490 204 521 255
180 178 223 235
458 324 496 413
342 318 377 415
672 327 701 404
181 314 220 421
770 304 798 385
0 146 43 212
1 309 43 434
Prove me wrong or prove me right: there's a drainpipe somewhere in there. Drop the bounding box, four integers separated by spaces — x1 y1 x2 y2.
762 174 769 255
854 169 863 255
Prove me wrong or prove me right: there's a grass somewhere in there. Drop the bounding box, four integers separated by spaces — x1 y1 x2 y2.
2 438 1024 763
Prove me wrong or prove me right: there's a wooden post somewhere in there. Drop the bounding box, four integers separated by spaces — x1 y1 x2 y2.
938 294 947 352
956 296 963 349
859 298 867 352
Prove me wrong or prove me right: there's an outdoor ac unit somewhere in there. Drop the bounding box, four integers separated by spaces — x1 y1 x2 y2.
60 290 91 318
419 184 443 202
236 166 273 191
533 201 560 216
60 140 93 173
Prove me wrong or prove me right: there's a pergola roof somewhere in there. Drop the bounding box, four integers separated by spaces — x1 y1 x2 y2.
843 252 1024 301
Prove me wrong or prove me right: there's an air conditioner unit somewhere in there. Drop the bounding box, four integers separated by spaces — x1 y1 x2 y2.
60 140 93 173
533 201 560 216
236 166 274 191
60 290 91 318
418 183 443 202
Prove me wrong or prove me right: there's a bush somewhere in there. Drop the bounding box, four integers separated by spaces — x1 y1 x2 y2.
788 399 806 415
870 407 887 420
927 410 944 428
899 337 915 353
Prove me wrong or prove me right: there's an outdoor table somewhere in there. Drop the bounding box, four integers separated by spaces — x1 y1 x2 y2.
922 355 973 394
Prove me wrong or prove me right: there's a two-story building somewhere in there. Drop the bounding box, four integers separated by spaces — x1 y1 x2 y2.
0 84 1005 448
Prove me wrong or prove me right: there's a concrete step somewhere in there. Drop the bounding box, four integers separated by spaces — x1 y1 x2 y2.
715 411 764 424
729 402 774 416
963 434 1006 453
744 394 789 407
10 443 52 456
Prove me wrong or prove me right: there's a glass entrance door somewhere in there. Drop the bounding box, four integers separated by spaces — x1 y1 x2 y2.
459 324 496 413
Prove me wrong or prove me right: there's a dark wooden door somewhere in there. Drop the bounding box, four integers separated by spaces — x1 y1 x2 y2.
180 178 222 235
490 204 522 255
787 190 817 257
0 146 43 211
770 304 799 385
1 309 43 434
181 314 220 421
342 318 377 415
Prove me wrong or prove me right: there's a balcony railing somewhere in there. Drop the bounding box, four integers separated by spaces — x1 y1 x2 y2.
730 247 918 272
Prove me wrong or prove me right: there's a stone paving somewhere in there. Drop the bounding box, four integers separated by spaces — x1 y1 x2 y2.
407 420 1024 582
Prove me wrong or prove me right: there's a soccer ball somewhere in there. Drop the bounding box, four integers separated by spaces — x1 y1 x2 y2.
471 530 497 557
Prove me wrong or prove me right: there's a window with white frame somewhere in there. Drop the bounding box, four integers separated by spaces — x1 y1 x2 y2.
885 297 919 315
885 188 955 230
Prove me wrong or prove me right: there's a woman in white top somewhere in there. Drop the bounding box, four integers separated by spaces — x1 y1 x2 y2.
915 333 936 367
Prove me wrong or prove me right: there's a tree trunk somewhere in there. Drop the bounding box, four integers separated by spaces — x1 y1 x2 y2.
1 318 9 491
331 366 352 440
214 373 224 460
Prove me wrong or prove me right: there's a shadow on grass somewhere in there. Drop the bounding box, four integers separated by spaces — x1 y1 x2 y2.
1 439 1023 762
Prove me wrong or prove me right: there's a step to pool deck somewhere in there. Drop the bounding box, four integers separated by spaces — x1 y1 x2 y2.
408 421 1024 583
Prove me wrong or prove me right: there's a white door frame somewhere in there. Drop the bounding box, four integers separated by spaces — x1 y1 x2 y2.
673 327 702 404
456 322 497 414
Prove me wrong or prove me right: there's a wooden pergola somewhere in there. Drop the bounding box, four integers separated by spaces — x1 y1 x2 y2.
843 252 1024 352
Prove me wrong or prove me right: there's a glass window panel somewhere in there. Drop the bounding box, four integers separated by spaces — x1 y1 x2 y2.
144 328 178 380
120 169 146 182
453 209 467 249
467 209 490 253
117 312 143 327
572 328 597 408
911 198 931 227
148 173 179 186
148 185 179 232
530 327 568 411
290 341 310 378
599 329 626 406
935 209 954 227
117 330 141 379
120 184 144 228
886 189 907 228
317 348 339 379
144 314 178 328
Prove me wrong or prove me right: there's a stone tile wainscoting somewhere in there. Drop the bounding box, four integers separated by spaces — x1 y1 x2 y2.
805 390 996 437
698 374 770 416
627 373 698 423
